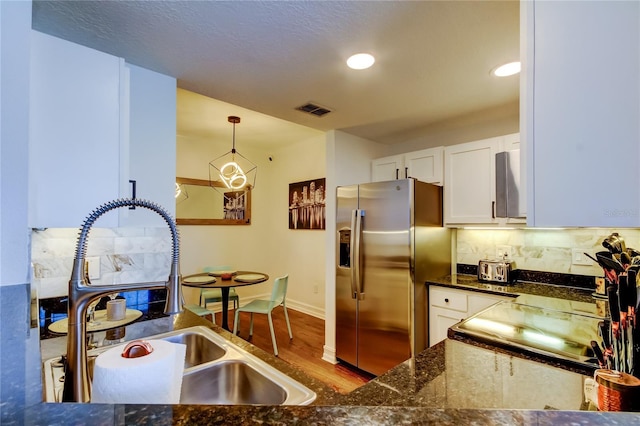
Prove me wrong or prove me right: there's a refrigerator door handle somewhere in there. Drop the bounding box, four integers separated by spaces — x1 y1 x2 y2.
351 209 365 300
349 210 358 299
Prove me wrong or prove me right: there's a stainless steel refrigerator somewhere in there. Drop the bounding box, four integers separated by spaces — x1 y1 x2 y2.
336 179 451 376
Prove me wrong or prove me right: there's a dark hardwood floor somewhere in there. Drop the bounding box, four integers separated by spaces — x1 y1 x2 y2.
212 306 374 394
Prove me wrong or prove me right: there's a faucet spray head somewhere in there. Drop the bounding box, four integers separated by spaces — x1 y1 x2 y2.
164 266 183 314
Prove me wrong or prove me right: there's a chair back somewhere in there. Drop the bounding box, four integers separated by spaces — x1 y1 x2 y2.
269 275 289 309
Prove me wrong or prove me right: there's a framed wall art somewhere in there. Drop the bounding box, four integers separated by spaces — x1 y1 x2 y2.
289 178 325 230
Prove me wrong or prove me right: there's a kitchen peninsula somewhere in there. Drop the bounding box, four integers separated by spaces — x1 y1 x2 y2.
5 281 640 425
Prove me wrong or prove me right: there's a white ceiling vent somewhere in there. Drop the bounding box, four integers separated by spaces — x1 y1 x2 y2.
295 102 332 117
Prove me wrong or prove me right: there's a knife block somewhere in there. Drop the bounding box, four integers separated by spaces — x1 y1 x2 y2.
595 369 640 412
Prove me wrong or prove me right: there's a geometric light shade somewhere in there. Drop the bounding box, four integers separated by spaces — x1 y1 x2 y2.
208 149 257 191
208 116 257 195
175 182 189 203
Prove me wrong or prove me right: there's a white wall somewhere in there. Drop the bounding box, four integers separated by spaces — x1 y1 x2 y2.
384 102 519 156
0 0 31 287
269 134 327 315
177 119 328 317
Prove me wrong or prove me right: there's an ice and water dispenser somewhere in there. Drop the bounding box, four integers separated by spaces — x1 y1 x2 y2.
339 229 350 268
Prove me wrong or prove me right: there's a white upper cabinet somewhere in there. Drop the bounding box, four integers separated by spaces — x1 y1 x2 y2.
444 138 500 224
523 1 640 227
404 147 443 185
119 64 176 227
443 134 522 226
372 147 443 185
29 31 122 228
444 137 500 224
371 155 404 182
29 31 176 229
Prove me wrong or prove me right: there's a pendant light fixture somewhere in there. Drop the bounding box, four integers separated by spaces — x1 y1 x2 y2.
209 116 257 195
175 182 189 203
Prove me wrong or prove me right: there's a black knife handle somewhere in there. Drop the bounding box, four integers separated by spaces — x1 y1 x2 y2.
591 340 606 367
608 285 621 323
628 269 638 313
600 320 611 349
619 274 629 312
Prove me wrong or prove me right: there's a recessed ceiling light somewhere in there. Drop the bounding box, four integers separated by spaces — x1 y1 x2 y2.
347 53 375 70
493 61 521 77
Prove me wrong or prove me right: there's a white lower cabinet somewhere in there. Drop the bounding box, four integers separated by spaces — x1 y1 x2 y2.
445 339 584 409
428 285 514 347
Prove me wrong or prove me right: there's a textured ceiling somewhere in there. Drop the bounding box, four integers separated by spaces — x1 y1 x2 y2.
32 0 520 148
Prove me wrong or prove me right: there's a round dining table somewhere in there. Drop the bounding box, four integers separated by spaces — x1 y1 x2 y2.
48 309 142 334
181 271 269 331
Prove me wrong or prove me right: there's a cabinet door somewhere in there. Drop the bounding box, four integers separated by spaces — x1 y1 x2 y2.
444 138 499 224
29 31 122 228
525 1 640 227
371 155 404 182
501 356 583 409
429 306 465 347
429 286 514 347
404 147 443 185
120 64 177 227
467 292 512 316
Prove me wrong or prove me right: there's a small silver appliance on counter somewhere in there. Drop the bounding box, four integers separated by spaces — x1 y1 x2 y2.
478 259 516 284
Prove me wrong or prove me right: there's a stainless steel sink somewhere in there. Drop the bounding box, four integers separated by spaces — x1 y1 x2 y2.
43 326 316 405
163 331 227 368
181 361 288 405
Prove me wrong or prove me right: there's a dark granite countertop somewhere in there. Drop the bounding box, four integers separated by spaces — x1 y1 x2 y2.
426 274 598 304
426 274 608 318
25 317 640 424
4 283 640 424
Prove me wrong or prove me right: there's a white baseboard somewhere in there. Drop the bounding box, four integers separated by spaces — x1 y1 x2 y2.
204 294 325 320
284 299 325 319
322 345 337 364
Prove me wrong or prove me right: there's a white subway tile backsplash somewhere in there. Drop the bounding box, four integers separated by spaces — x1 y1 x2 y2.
457 228 640 277
31 227 171 299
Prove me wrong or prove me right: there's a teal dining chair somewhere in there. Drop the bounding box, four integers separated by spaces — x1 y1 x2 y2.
233 275 292 356
200 266 240 310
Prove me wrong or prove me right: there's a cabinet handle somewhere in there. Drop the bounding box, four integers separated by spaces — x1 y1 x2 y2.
395 169 399 180
444 298 449 303
129 180 137 210
491 201 495 219
405 167 408 179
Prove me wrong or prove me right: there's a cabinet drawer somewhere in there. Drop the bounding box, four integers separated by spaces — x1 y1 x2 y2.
430 287 468 312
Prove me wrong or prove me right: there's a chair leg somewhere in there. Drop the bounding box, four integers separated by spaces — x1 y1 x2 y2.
233 310 240 335
249 313 254 337
268 311 278 356
283 303 293 340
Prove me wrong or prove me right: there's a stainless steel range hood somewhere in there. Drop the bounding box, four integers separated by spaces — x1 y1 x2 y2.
495 150 525 218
